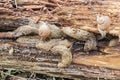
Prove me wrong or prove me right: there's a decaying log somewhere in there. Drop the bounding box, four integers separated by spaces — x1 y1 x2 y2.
0 41 120 79
0 0 120 79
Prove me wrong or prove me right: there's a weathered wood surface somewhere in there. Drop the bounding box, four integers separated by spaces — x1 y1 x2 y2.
0 0 120 79
0 41 119 79
0 18 28 31
0 0 120 31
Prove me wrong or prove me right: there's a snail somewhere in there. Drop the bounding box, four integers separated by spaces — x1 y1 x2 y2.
38 21 51 41
28 18 63 40
96 14 111 38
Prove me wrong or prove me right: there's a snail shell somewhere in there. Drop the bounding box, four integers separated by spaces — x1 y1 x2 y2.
96 14 111 38
38 21 51 40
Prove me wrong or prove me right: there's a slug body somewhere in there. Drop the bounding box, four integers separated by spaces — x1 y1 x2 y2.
29 19 63 40
36 39 72 68
62 27 97 51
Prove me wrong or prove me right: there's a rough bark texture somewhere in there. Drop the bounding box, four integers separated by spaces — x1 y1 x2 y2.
0 0 120 79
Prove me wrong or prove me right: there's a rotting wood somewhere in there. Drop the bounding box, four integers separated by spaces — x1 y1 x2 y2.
0 0 120 79
74 54 120 69
0 18 28 31
0 55 120 80
0 41 120 79
0 0 120 40
0 0 120 30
